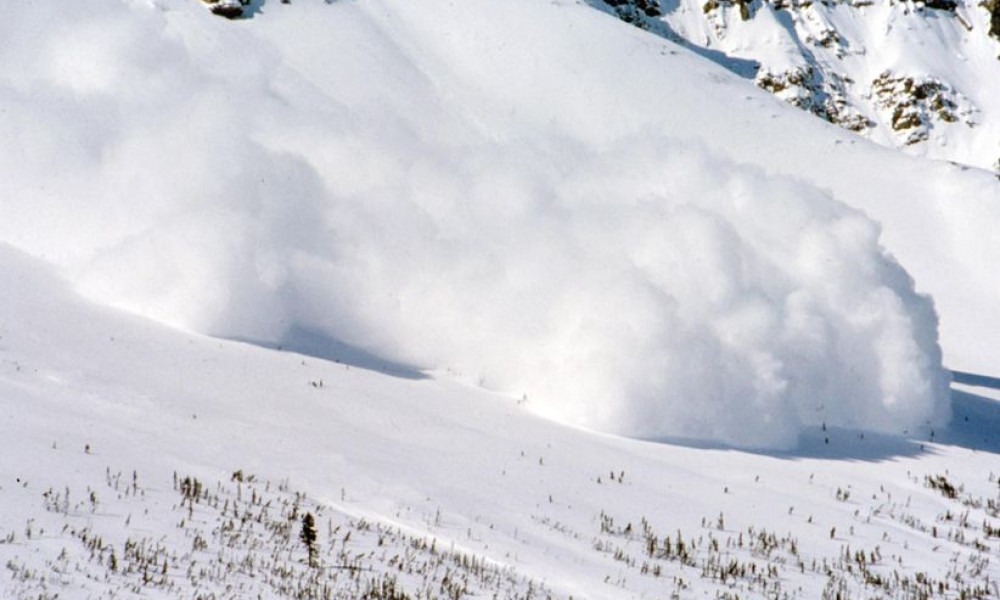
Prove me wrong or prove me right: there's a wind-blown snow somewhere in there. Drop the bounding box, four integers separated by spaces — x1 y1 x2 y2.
0 0 955 448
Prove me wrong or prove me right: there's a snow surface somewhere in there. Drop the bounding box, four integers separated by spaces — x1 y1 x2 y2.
1 0 1000 596
626 0 1000 171
4 0 999 448
0 239 998 598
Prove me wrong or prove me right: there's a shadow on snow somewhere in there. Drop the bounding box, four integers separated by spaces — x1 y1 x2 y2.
951 370 1000 390
647 371 1000 461
240 0 342 19
229 325 427 381
646 426 929 462
941 388 1000 455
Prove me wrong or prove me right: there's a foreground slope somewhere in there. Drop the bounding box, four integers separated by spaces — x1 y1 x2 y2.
1 248 999 598
1 2 999 595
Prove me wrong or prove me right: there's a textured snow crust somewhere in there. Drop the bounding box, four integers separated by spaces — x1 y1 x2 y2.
0 0 961 448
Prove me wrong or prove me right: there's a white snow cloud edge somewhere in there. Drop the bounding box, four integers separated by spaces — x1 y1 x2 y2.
0 0 950 449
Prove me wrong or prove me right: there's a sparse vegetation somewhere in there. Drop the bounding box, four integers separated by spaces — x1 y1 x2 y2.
2 468 553 599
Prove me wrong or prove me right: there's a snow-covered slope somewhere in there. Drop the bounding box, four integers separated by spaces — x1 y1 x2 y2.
3 0 1000 448
2 0 1000 597
2 245 999 598
594 0 1000 171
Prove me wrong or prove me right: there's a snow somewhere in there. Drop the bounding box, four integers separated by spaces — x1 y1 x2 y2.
648 0 1000 170
3 0 989 448
0 245 998 598
1 0 999 595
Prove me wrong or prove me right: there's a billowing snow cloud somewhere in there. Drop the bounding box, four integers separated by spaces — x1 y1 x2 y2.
0 0 949 448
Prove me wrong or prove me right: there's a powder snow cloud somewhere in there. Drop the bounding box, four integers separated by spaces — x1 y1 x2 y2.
0 0 950 449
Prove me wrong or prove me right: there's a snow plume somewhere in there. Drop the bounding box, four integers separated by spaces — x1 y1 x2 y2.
331 142 951 449
0 0 949 449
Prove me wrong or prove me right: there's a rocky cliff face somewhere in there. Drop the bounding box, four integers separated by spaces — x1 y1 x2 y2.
594 0 1000 171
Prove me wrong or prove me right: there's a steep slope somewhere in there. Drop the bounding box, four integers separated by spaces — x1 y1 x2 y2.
2 1 1000 597
2 0 1000 446
1 246 998 598
593 0 1000 171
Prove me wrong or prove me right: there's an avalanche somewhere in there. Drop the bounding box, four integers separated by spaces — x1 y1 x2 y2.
1 0 987 448
1 0 999 598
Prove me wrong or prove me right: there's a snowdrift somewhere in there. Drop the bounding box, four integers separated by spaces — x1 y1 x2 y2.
2 0 986 448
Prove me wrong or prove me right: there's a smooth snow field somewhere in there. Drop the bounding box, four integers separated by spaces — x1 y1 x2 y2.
1 0 999 597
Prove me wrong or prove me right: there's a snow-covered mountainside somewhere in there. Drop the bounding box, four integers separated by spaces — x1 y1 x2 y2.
2 0 1000 596
2 240 999 599
594 0 1000 171
4 0 1000 446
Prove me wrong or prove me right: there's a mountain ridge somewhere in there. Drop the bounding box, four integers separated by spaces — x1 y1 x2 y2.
593 0 1000 171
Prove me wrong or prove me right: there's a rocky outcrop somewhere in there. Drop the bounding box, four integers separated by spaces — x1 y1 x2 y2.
983 0 1000 41
593 0 993 168
921 0 959 12
756 66 871 132
704 0 753 21
602 0 663 24
201 0 249 19
871 71 975 144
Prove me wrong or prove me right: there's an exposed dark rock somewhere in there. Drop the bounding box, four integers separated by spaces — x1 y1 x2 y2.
603 0 664 19
210 5 243 18
982 0 1000 41
871 71 972 144
201 0 249 19
756 66 871 132
597 0 991 153
812 28 841 49
703 0 753 20
921 0 958 12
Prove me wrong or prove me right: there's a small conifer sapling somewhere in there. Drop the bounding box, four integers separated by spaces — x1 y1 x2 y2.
300 512 318 567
